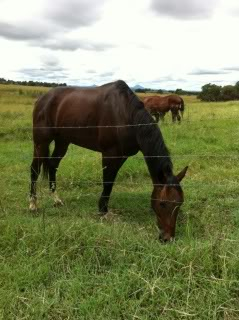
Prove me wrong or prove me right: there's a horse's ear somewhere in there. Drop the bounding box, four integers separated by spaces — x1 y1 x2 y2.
176 166 188 182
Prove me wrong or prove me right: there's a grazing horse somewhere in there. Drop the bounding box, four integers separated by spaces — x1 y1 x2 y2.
143 94 185 123
29 80 188 242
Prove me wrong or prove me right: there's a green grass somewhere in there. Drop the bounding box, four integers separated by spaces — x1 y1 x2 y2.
0 85 239 319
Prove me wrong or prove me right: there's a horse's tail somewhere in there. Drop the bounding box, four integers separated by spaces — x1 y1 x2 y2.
42 144 50 179
180 98 185 118
32 91 55 180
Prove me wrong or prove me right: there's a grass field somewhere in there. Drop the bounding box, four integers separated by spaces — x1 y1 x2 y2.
0 84 239 319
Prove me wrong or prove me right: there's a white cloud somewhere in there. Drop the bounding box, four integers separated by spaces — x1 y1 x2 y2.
0 0 239 90
151 0 219 20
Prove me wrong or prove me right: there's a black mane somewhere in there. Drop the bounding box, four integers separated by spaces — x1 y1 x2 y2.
114 80 173 183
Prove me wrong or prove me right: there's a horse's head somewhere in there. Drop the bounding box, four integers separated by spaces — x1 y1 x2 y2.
151 166 188 243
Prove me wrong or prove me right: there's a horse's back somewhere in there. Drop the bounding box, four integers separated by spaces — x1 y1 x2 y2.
143 96 160 108
32 81 140 153
143 95 169 112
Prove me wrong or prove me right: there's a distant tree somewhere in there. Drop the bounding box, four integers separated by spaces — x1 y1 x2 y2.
220 85 237 101
197 81 239 101
0 77 67 87
234 81 239 99
135 88 146 93
198 83 221 101
157 89 163 94
175 88 184 95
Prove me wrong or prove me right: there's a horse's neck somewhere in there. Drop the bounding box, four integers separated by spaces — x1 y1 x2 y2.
134 113 173 183
145 157 172 185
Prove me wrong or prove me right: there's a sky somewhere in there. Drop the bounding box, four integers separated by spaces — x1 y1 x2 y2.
0 0 239 91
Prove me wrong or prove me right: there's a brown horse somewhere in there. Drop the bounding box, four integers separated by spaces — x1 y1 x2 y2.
29 80 188 242
143 94 185 123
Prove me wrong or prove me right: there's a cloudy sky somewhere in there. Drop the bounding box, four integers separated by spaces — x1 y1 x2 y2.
0 0 239 90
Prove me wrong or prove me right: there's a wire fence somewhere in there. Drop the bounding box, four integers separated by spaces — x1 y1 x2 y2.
2 152 239 161
1 117 239 188
2 177 239 188
1 115 239 203
1 114 239 130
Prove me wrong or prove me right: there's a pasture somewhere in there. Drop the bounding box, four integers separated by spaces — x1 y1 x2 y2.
0 84 239 319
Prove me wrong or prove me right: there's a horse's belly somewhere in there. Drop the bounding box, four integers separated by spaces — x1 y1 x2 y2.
59 127 138 156
57 127 101 152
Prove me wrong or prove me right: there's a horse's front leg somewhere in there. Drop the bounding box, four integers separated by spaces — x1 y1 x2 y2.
99 154 127 214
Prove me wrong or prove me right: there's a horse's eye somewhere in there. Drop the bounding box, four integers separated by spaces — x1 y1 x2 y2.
159 202 166 208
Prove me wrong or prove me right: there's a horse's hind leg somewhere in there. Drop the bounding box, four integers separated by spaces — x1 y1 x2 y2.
159 112 165 122
48 140 69 206
176 110 181 123
154 112 160 123
29 143 49 211
171 110 177 123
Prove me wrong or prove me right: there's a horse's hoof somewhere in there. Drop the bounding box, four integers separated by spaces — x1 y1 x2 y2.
99 211 119 222
54 199 64 207
29 198 38 212
29 204 38 212
98 211 107 216
52 192 64 207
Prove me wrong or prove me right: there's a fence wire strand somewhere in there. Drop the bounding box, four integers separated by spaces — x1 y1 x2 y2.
1 114 239 130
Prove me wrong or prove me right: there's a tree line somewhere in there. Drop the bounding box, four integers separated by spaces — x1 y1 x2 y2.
197 82 239 101
0 77 67 88
135 81 239 102
134 88 199 96
2 76 238 102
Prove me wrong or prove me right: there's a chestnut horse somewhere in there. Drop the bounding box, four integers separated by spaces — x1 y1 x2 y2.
143 94 185 123
29 80 188 242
